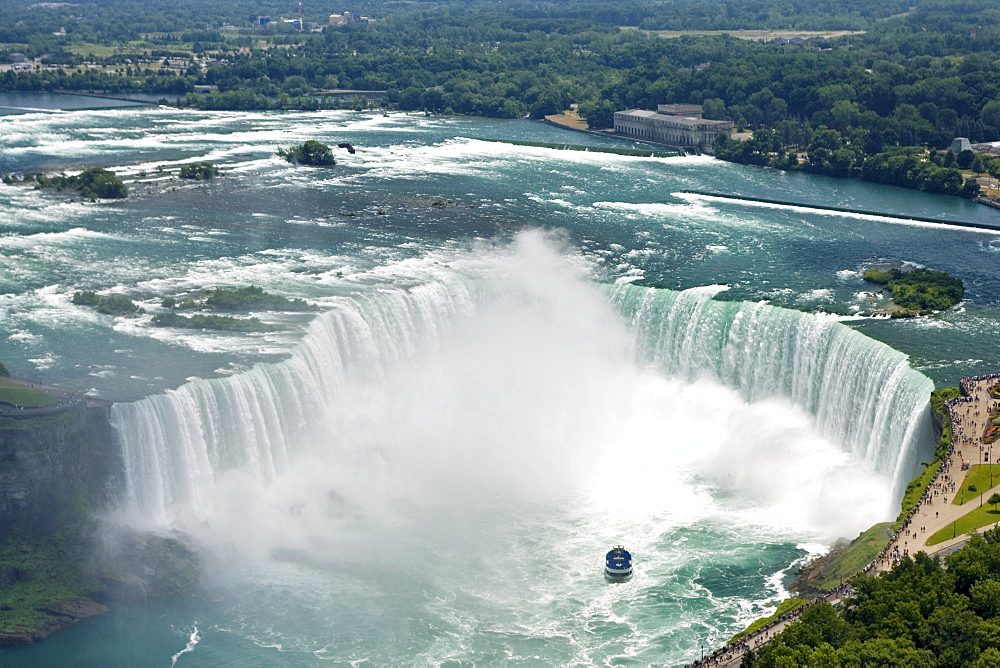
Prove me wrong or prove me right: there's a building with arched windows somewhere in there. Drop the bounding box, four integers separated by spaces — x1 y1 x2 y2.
613 104 732 153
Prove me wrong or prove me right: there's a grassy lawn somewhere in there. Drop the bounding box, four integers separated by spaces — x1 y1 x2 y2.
897 463 938 529
954 464 1000 505
730 597 809 643
65 42 121 58
0 379 59 408
793 522 893 596
928 504 1000 546
816 523 893 590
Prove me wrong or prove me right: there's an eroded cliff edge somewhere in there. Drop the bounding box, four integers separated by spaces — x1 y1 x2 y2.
0 392 199 647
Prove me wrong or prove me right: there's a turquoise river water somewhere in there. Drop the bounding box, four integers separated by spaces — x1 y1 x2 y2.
2 98 1000 665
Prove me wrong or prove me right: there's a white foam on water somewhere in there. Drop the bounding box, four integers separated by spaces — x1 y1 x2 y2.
797 288 835 303
0 227 118 249
591 200 763 230
170 624 201 667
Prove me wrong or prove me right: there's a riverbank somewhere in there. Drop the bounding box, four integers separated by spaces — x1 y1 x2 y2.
874 374 1000 569
543 111 692 153
703 372 1000 665
0 525 201 647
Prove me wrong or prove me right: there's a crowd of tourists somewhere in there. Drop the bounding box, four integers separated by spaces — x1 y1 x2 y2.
685 583 857 667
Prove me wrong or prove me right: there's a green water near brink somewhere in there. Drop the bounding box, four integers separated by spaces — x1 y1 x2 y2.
1 107 998 665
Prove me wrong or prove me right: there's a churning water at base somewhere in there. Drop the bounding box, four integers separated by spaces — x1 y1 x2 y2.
103 232 932 664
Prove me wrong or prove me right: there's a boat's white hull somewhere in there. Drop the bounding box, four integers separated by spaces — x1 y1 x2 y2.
604 566 633 582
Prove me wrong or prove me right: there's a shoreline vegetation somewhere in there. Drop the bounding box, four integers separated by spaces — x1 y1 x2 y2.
2 0 1000 204
740 527 1000 666
1 168 127 200
790 386 959 598
713 137 982 200
0 524 200 646
729 597 809 644
726 375 1000 665
722 383 970 661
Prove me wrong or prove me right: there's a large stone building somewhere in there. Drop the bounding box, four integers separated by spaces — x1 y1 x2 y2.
613 104 733 152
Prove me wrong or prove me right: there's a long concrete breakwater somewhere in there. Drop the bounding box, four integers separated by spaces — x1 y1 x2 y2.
680 190 1000 232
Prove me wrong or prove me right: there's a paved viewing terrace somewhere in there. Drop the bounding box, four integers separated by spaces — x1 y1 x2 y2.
0 377 87 419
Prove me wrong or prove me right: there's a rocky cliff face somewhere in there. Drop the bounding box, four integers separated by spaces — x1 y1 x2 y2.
0 401 201 648
0 402 123 532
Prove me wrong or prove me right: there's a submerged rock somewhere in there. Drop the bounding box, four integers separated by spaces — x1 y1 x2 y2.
94 526 200 602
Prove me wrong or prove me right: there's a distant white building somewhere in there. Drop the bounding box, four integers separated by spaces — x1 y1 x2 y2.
613 104 732 152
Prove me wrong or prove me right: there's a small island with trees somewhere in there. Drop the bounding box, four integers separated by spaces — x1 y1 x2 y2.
278 140 337 167
178 161 220 180
155 285 314 331
150 311 275 332
163 285 314 312
2 168 128 201
71 291 142 316
863 264 964 317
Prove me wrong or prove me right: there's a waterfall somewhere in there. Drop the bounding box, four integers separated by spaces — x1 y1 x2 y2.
111 270 485 526
609 282 934 498
111 243 934 531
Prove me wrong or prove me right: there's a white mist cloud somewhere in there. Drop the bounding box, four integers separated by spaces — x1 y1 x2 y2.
113 229 897 564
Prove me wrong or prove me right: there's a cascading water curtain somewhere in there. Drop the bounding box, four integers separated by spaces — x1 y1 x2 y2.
609 283 935 498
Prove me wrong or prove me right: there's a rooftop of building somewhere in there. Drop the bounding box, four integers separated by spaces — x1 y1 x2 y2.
616 109 732 127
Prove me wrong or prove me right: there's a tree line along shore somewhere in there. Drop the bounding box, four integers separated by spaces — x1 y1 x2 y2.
4 0 1000 201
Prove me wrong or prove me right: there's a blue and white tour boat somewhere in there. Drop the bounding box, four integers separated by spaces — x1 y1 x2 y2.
605 545 633 582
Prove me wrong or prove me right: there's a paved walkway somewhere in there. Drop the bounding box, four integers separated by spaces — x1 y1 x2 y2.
688 373 1000 667
0 377 86 419
873 375 1000 572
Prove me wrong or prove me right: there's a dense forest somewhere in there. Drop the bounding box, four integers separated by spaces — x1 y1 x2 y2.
1 0 998 128
2 0 1000 196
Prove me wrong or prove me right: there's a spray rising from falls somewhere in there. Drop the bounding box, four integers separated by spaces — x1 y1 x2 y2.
609 283 934 499
111 233 934 549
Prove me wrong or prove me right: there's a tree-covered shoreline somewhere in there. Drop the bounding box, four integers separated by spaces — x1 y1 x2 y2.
5 0 1000 201
748 529 1000 667
2 0 999 137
